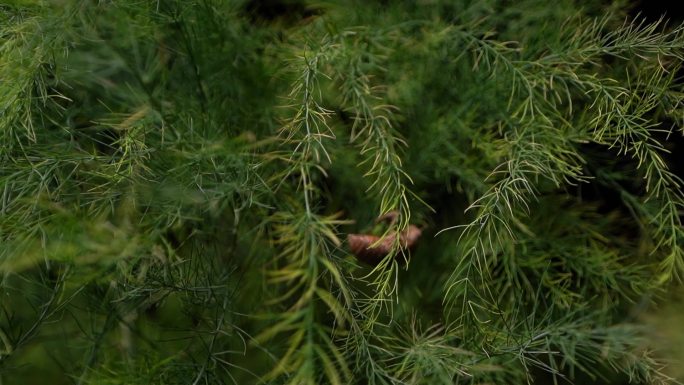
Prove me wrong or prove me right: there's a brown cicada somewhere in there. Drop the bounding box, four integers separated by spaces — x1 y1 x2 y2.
347 211 422 266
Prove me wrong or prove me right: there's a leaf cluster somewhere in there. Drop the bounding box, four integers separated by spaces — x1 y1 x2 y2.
1 1 684 384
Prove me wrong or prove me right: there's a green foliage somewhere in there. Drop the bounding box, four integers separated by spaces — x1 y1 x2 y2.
1 0 684 384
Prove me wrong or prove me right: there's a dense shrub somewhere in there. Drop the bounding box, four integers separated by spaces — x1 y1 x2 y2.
1 1 683 384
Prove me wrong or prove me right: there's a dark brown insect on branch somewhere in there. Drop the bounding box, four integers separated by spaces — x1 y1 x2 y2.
347 211 422 266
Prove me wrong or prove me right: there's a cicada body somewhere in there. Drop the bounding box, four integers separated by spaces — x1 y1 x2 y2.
347 224 421 266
